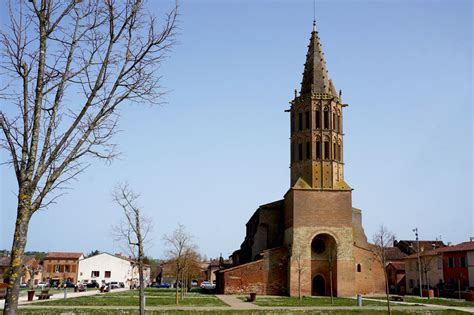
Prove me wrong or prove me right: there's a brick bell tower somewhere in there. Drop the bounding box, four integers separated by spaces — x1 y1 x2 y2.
289 22 351 191
284 22 363 298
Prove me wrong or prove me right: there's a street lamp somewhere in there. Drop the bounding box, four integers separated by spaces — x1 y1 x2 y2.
413 228 423 298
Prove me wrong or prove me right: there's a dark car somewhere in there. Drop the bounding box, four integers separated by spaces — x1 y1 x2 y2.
153 283 170 288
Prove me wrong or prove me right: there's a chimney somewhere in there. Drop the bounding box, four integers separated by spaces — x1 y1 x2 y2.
447 242 452 246
470 237 474 242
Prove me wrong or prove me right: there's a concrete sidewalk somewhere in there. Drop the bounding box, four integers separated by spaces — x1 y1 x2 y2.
0 287 129 308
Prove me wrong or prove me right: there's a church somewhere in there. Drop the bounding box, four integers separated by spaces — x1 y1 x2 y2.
215 23 385 297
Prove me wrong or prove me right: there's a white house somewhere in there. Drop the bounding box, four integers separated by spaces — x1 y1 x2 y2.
77 253 151 288
78 253 132 286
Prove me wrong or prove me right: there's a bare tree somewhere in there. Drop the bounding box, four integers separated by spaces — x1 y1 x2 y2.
372 225 395 315
292 243 305 300
113 183 152 315
163 224 194 305
23 259 41 290
0 1 177 313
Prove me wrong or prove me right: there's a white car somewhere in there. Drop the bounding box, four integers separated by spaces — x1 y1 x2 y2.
37 282 48 289
200 281 215 290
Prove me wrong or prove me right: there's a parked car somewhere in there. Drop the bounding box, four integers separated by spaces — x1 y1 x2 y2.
153 282 170 288
63 281 76 288
119 282 125 288
19 283 27 288
191 280 198 287
109 281 120 289
86 280 99 288
37 282 48 289
200 281 215 290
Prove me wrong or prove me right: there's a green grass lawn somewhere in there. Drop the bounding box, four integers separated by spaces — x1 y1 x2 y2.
17 309 471 315
248 296 388 307
35 288 227 307
370 296 474 307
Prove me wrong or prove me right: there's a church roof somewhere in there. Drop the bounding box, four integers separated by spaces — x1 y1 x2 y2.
300 22 333 96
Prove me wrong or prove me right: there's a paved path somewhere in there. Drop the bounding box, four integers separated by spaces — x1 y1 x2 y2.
0 288 129 308
216 294 261 309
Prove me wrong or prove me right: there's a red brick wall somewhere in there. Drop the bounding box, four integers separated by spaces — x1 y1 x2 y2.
285 190 353 229
354 246 385 295
219 247 288 295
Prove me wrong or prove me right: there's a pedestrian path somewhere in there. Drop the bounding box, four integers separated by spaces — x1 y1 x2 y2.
0 287 129 308
216 294 261 309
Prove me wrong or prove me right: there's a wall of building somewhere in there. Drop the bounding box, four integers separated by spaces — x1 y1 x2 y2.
468 251 474 287
43 258 80 283
78 253 132 286
218 247 288 295
405 256 443 294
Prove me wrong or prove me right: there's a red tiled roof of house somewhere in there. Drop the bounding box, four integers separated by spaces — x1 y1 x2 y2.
385 247 408 261
440 241 474 252
45 252 83 259
388 261 405 271
405 248 441 259
0 256 39 267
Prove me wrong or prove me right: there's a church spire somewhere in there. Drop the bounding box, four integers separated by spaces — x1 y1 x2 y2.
300 22 331 96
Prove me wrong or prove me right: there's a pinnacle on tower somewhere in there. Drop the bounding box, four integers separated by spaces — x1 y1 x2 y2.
300 22 332 96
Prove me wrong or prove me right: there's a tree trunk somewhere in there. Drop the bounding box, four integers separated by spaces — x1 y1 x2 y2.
329 269 334 305
384 268 391 315
175 270 179 305
4 198 32 315
298 271 301 300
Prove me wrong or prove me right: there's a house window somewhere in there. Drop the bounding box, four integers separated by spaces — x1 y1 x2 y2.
298 143 303 161
298 112 303 131
306 141 310 159
357 264 361 272
315 110 321 129
105 271 111 278
54 265 60 273
324 141 330 159
64 265 70 273
316 141 321 159
448 257 454 268
91 271 99 278
460 257 467 268
323 110 329 129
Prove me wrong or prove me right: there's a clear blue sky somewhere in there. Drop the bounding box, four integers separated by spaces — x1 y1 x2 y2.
1 0 472 260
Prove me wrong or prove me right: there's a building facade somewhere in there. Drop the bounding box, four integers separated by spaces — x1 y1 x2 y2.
217 23 385 297
78 253 133 286
42 252 83 284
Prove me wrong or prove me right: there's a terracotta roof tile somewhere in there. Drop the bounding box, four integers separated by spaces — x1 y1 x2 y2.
45 252 83 259
385 247 408 261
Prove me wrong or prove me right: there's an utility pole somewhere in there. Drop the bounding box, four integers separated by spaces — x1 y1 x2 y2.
413 228 423 298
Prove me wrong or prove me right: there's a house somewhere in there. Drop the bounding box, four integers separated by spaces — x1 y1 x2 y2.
0 257 9 283
386 262 406 294
113 254 151 288
404 249 443 294
385 246 407 294
78 253 133 287
42 252 83 284
0 256 42 286
441 239 474 290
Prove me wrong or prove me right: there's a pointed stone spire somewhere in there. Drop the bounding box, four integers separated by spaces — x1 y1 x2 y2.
300 22 331 96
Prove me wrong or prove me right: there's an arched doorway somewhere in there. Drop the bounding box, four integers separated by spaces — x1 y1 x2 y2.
311 233 337 296
312 274 325 296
